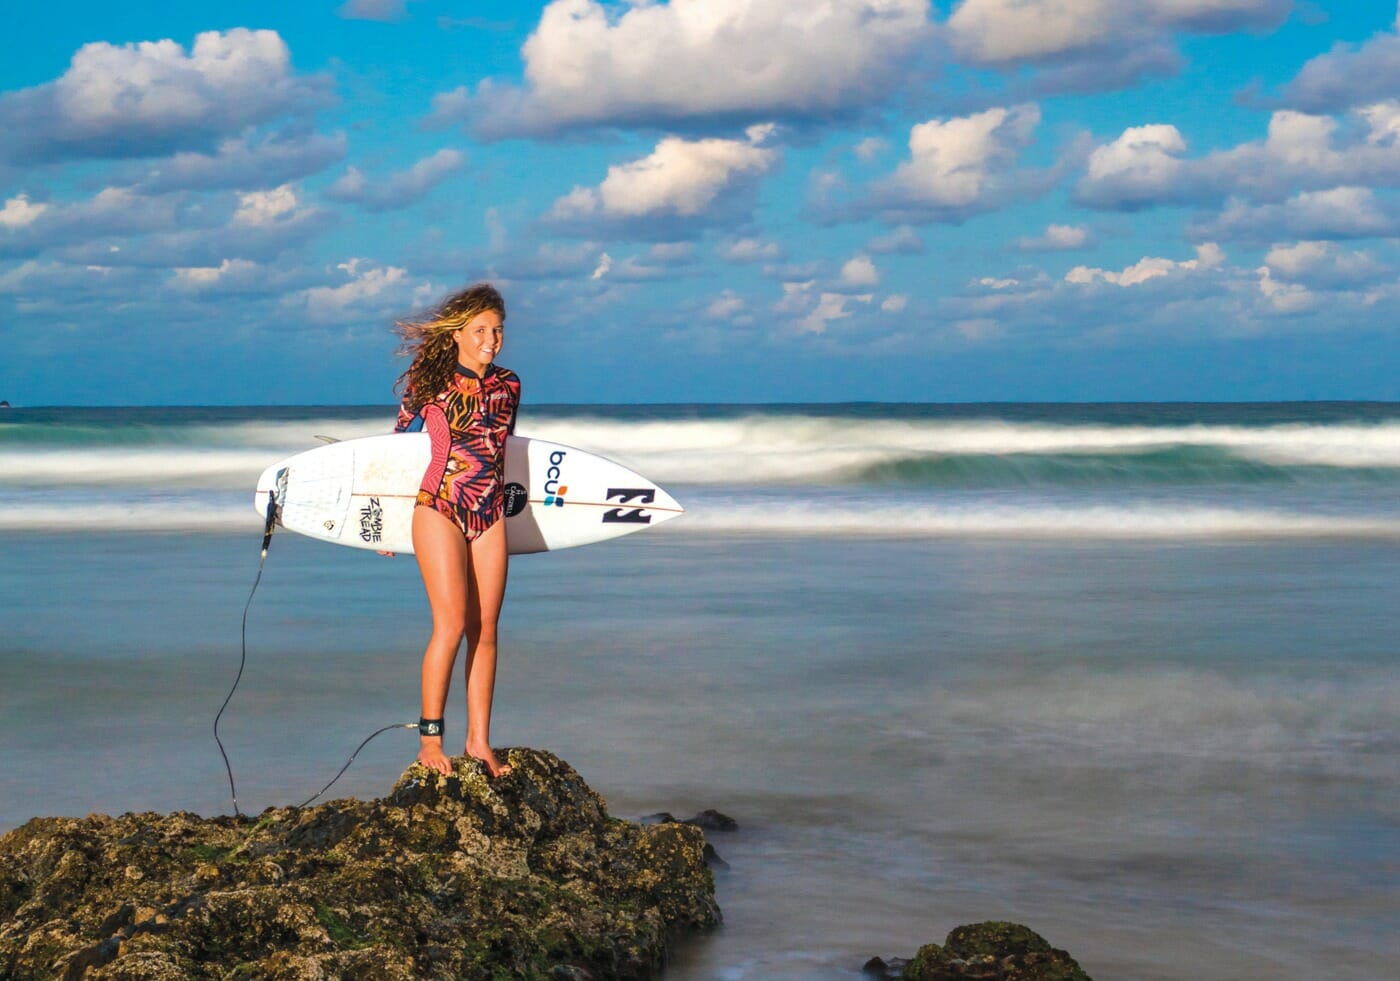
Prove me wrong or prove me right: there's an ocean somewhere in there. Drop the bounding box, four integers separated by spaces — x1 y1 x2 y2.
1 402 1397 979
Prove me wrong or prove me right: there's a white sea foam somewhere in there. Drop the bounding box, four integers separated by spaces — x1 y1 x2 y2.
5 413 1400 489
3 495 1396 540
0 503 258 533
519 416 1400 483
669 501 1400 540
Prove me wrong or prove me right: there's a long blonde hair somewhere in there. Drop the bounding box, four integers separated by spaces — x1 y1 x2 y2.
394 283 505 412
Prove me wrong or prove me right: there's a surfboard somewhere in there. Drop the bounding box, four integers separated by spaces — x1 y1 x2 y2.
253 434 682 555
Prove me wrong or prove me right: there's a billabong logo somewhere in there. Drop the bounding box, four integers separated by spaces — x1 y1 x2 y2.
543 449 568 507
601 487 655 524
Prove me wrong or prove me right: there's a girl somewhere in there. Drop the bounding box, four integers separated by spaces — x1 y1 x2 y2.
389 283 520 777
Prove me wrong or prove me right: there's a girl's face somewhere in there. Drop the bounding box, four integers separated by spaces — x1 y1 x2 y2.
453 309 504 371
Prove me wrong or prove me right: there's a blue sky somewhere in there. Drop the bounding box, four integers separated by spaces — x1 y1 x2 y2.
2 1 1399 405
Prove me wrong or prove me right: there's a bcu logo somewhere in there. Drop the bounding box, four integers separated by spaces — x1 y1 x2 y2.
543 449 568 507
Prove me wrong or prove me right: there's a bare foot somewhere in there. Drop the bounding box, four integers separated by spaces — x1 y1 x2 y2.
465 742 512 778
416 741 451 774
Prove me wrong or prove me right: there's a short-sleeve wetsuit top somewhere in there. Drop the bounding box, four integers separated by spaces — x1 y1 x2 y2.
395 363 521 541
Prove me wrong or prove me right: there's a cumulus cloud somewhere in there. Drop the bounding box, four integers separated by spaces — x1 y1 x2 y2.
549 125 778 231
0 195 48 229
836 105 1044 223
1281 12 1400 113
1191 186 1400 243
431 0 932 137
718 237 781 263
707 289 747 319
839 255 879 286
0 29 330 163
1065 242 1224 286
888 105 1039 206
881 293 909 312
1075 123 1189 208
1077 104 1400 210
1254 265 1314 314
1261 240 1388 287
865 225 925 254
130 131 346 193
1017 223 1092 250
947 0 1288 93
294 257 433 324
326 149 465 212
169 258 261 290
233 185 301 226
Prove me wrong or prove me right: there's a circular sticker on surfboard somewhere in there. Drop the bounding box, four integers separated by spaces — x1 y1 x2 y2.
502 482 528 517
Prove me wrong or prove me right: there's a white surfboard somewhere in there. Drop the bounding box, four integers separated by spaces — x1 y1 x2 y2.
253 434 682 555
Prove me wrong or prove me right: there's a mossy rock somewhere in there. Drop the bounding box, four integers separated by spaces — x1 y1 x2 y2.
900 922 1090 980
0 749 718 980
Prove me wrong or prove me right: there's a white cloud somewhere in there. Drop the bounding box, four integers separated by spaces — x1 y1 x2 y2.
1255 265 1314 313
881 293 909 312
550 125 778 222
839 255 879 286
0 29 328 163
888 105 1040 206
1194 186 1400 243
132 131 346 193
1078 104 1400 210
440 0 933 136
297 258 431 323
865 225 925 254
707 290 747 319
590 252 612 279
1262 240 1388 287
170 258 258 288
0 195 48 229
1078 124 1188 207
326 149 465 212
718 238 781 263
978 276 1020 289
857 105 1043 221
948 0 1288 68
853 137 887 162
796 291 873 334
233 185 299 226
1282 13 1400 113
1066 242 1224 286
1017 223 1091 251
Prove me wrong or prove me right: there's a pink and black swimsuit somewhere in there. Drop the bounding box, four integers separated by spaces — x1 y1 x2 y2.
395 364 521 541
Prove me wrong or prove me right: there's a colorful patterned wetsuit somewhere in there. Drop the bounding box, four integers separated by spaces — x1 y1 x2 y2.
395 364 521 541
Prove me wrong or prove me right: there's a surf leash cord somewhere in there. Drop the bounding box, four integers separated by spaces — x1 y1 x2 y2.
213 490 278 818
216 489 419 819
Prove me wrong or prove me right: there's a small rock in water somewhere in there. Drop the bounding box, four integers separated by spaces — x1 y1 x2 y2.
869 921 1090 980
702 842 729 868
640 811 677 825
683 808 739 832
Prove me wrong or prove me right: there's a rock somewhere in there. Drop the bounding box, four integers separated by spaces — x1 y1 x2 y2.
0 749 719 980
874 922 1090 980
683 810 738 833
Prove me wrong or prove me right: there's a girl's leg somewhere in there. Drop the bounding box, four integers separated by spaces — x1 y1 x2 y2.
462 518 510 776
411 505 470 774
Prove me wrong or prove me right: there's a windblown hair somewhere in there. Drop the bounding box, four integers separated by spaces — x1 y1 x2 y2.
394 283 505 412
